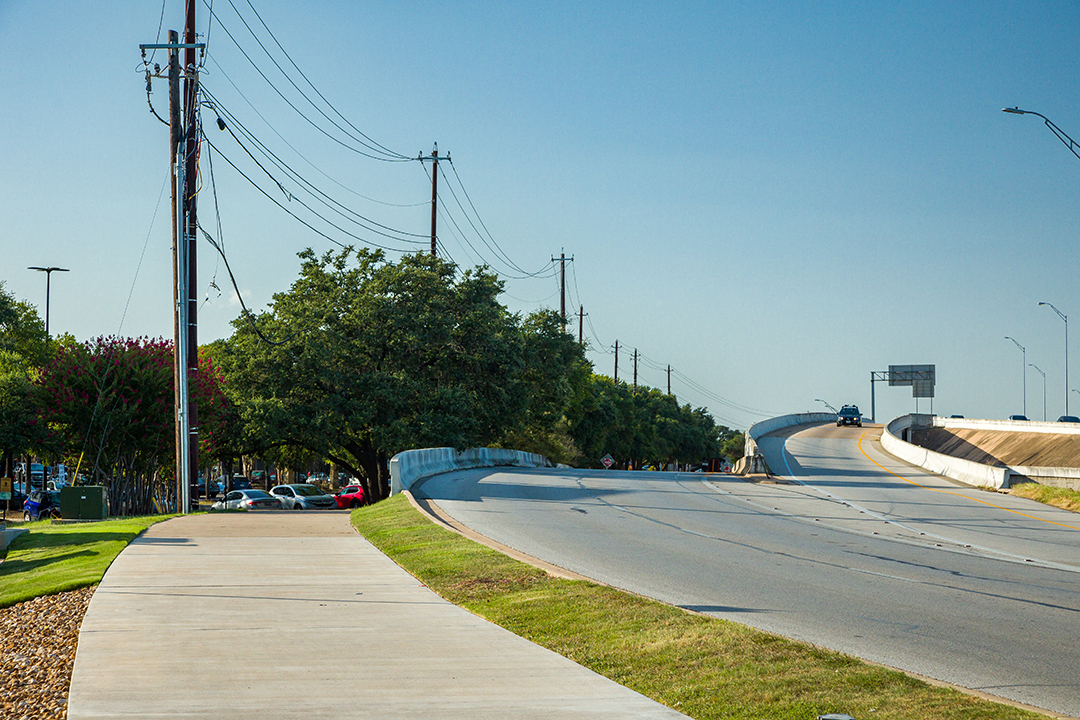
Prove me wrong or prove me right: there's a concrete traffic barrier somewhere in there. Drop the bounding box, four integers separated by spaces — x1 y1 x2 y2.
390 447 553 495
735 412 836 475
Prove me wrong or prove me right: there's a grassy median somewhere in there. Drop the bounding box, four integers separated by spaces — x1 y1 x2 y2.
0 515 173 608
352 494 1043 720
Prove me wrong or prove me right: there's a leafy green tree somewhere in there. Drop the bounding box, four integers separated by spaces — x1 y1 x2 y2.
566 373 739 469
0 283 49 478
217 248 552 502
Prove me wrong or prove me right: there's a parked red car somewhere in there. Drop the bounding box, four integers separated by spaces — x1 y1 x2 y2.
335 484 365 509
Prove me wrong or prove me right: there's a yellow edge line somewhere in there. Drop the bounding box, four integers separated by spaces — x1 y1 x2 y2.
857 431 1080 531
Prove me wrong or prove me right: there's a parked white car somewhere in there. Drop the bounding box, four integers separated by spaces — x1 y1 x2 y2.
269 483 337 510
211 489 283 511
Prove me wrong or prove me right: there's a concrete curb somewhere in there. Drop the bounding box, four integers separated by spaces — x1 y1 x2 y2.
0 527 27 551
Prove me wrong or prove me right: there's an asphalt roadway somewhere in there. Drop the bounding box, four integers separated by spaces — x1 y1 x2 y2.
417 424 1080 718
66 511 688 719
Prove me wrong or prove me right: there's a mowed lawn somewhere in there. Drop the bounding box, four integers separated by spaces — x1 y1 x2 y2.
0 515 172 608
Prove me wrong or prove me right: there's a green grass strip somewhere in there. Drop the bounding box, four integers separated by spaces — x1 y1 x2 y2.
1010 482 1080 513
352 494 1043 720
0 515 173 608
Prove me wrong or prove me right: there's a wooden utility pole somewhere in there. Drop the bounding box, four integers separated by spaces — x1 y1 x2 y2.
614 340 619 383
633 349 638 393
168 30 183 510
141 8 203 513
551 252 574 325
182 0 200 511
559 253 565 322
578 305 584 345
667 364 672 396
418 144 443 255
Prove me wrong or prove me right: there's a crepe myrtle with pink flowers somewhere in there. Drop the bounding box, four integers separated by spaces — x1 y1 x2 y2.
33 336 238 514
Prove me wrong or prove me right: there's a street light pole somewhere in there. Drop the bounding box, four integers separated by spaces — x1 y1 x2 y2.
1005 336 1026 417
27 266 69 338
1002 107 1080 161
814 398 838 414
1030 364 1046 421
1038 302 1068 416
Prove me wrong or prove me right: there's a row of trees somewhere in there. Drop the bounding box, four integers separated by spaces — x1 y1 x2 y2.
1 251 742 513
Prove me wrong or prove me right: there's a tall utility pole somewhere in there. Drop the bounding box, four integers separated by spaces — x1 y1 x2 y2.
633 349 638 394
141 5 203 514
166 30 183 512
182 0 200 513
667 364 671 396
578 305 584 345
552 252 574 324
418 144 444 256
614 340 619 383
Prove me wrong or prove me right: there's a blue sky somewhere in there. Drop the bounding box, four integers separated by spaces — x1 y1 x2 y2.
3 1 1080 431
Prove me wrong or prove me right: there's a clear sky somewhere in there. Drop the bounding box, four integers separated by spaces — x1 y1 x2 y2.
3 1 1080 432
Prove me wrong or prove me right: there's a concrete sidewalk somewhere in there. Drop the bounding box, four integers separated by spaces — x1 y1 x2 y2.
67 511 687 719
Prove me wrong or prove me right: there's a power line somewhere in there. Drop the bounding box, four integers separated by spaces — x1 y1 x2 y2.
202 60 425 208
444 161 552 278
203 135 415 253
205 103 429 250
202 0 410 162
234 0 408 160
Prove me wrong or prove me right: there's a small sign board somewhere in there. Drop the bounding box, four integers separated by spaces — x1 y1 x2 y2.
0 477 11 501
600 454 615 469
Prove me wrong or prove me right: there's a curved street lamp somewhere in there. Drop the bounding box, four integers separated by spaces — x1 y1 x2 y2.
1002 107 1080 161
814 398 838 414
1029 364 1047 421
1004 336 1026 417
1038 302 1068 416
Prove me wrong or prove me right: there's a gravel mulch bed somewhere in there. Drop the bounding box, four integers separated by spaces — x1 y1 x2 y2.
0 587 95 720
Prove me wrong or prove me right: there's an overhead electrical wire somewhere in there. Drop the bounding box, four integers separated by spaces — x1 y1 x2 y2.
204 95 428 249
202 0 410 162
200 143 293 346
442 161 553 278
203 134 415 253
194 1 554 286
235 0 408 161
426 162 557 282
186 0 585 328
202 58 425 209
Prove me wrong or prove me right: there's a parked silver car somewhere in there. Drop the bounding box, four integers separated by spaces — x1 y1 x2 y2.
269 483 337 510
211 489 283 511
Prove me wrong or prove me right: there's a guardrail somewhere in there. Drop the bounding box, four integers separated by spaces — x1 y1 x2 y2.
389 447 553 495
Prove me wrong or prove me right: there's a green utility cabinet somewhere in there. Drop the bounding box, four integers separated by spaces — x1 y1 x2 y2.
60 486 108 520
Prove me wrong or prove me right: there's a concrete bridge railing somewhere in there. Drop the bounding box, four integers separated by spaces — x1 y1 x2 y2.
389 447 553 495
734 412 836 474
881 415 1010 489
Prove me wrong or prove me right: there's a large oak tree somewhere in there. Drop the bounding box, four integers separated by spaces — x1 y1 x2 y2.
215 248 581 502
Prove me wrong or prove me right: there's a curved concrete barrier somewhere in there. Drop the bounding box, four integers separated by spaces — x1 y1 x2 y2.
881 415 1009 489
390 447 553 495
744 412 836 457
732 412 835 474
